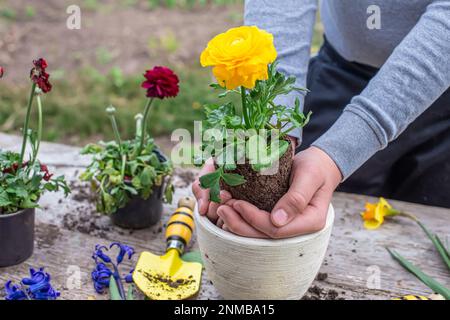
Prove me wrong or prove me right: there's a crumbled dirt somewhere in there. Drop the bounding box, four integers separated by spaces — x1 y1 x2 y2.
220 140 294 212
172 167 197 188
302 285 344 300
62 180 112 237
138 270 197 299
62 179 166 237
36 224 62 249
316 272 328 281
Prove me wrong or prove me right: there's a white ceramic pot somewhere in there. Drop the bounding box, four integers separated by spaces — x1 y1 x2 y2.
195 204 334 300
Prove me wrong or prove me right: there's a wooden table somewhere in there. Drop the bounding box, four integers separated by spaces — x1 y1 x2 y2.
0 133 449 300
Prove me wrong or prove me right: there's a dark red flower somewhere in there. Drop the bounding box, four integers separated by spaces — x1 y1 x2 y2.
30 58 52 93
2 161 28 174
40 163 53 181
141 66 179 99
0 66 4 78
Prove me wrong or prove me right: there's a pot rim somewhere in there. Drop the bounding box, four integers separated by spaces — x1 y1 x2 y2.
0 207 35 219
195 203 334 246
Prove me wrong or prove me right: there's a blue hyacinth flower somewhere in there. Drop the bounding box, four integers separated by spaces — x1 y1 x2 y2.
4 268 60 300
110 242 135 264
91 263 113 294
91 242 136 299
4 281 28 300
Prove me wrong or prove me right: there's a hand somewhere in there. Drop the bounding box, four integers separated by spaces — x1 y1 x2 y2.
192 158 232 223
216 146 342 238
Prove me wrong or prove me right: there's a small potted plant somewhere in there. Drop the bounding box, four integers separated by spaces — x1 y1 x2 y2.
194 26 335 299
0 60 70 267
80 66 177 229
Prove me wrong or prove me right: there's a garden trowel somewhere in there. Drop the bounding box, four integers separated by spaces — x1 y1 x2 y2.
133 197 202 300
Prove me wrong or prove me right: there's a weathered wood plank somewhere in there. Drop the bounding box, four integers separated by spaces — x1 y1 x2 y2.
1 133 449 300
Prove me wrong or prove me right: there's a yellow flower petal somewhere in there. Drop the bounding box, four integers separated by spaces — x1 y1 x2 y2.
364 219 383 230
200 26 277 89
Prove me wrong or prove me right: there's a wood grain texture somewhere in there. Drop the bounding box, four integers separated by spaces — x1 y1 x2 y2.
0 133 449 300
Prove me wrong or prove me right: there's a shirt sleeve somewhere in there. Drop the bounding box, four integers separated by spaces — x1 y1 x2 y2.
313 1 450 179
244 0 318 140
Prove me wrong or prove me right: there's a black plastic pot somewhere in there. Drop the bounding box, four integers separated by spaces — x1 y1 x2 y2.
0 208 35 267
110 184 164 229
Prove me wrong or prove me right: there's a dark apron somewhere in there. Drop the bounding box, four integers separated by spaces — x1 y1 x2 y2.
299 37 450 208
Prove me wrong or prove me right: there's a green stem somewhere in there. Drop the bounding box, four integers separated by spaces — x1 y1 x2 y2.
19 83 37 164
241 86 250 128
398 211 418 221
138 98 154 155
134 113 143 140
32 95 43 166
108 113 122 155
120 154 126 179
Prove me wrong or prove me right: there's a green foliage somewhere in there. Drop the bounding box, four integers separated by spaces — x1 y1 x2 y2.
109 276 122 300
387 248 450 300
199 166 245 202
181 250 204 266
199 63 311 202
80 138 173 215
0 150 70 215
0 67 214 144
0 8 17 20
416 221 450 271
24 5 36 18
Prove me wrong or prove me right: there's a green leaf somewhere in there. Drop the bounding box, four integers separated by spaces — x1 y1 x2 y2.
222 173 246 186
164 181 174 204
208 181 221 203
131 176 141 189
387 248 450 299
435 235 450 259
140 166 156 186
0 190 11 207
109 276 123 300
199 169 221 189
181 251 204 266
126 284 135 300
199 168 222 203
417 221 450 271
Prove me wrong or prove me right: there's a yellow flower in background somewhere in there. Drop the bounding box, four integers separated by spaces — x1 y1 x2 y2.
200 26 277 90
361 197 400 230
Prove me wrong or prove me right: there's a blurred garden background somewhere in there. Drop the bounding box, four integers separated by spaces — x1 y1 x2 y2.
0 0 323 150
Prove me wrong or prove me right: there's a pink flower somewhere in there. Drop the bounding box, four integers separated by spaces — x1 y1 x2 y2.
0 66 4 78
141 66 179 99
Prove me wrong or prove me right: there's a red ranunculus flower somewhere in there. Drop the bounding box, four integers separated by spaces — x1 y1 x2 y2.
2 161 28 174
40 163 53 181
141 66 179 99
30 58 52 93
0 66 4 78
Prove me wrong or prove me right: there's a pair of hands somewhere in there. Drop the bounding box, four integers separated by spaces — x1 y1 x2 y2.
192 146 342 239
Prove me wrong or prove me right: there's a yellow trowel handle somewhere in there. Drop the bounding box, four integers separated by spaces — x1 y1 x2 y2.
165 197 196 254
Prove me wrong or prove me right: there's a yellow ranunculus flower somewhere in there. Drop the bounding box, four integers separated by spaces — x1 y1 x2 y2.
200 26 277 90
361 197 399 230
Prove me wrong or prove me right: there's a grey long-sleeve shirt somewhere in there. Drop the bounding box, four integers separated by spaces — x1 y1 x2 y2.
245 0 450 179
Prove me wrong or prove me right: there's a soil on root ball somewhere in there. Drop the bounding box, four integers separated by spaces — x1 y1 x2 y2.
220 140 293 212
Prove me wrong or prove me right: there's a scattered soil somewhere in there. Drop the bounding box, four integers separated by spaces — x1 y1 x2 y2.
36 224 62 249
172 167 197 188
302 285 344 300
138 269 197 299
62 180 112 237
220 140 294 212
316 272 328 281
